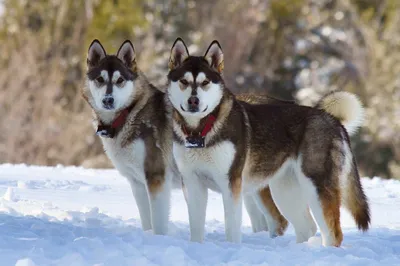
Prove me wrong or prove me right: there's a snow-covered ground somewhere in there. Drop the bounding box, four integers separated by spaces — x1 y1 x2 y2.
0 164 399 266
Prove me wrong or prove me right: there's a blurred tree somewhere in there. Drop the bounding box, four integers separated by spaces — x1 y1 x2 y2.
353 0 400 178
86 0 147 51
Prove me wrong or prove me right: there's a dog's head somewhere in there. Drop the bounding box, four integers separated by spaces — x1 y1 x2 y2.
84 39 138 112
167 38 225 119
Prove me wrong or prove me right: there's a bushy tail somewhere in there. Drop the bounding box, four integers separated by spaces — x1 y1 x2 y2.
343 159 371 231
316 91 365 136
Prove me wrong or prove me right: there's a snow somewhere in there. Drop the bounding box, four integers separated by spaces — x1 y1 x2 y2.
15 258 36 266
2 187 18 202
0 164 399 266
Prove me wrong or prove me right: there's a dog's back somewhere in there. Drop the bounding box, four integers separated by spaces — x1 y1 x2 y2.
236 93 296 105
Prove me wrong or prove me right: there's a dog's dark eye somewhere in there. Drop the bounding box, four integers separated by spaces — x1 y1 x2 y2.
179 79 189 86
96 77 105 83
201 80 210 86
116 77 124 84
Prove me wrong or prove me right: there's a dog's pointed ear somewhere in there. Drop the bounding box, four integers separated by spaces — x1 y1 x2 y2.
204 40 224 73
169 38 189 70
87 39 106 68
117 40 136 69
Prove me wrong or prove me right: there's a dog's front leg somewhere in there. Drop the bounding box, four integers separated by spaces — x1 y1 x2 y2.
182 172 208 242
221 176 243 243
147 176 171 235
130 179 152 231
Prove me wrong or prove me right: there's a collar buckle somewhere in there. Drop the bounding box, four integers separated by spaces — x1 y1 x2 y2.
182 114 216 148
96 108 131 139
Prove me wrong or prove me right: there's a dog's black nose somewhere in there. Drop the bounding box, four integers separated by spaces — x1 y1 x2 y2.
102 96 114 109
188 96 199 107
187 96 200 112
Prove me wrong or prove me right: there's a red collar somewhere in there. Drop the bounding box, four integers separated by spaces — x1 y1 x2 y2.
181 115 216 137
111 108 130 128
96 108 131 138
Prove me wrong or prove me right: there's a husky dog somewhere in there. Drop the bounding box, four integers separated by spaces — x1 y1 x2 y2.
166 38 370 246
82 39 177 235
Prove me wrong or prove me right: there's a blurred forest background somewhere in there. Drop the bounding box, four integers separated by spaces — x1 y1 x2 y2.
0 0 399 179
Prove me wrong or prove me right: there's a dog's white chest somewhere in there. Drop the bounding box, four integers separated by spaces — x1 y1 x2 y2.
102 137 146 183
173 140 236 190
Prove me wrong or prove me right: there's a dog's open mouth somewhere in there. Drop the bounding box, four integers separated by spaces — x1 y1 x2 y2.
180 105 208 113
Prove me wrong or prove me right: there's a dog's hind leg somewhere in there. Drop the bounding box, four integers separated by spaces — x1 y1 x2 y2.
269 169 317 243
296 171 342 246
296 153 343 247
252 187 289 238
130 179 152 231
244 194 268 233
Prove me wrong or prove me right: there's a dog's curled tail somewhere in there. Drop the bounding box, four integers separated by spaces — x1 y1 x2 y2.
316 91 365 136
343 159 371 231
